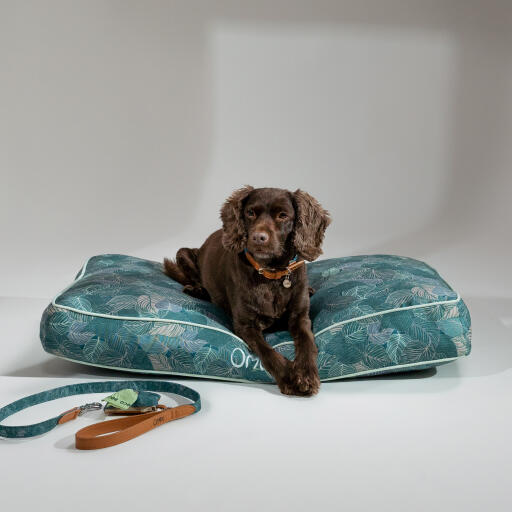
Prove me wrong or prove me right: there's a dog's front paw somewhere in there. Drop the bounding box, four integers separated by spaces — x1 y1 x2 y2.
292 361 321 396
278 362 320 397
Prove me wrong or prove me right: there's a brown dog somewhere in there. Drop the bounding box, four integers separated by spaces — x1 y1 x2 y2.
163 186 331 396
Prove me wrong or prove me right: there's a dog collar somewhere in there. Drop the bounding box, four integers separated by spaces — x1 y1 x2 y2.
244 249 305 287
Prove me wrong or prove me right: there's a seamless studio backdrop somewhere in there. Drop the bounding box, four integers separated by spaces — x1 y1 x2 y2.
2 1 511 299
1 1 511 379
1 2 511 512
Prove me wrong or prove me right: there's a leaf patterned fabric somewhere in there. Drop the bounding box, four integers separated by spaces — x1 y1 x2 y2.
40 254 471 382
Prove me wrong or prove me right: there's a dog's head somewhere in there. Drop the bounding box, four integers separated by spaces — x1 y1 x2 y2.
220 186 331 262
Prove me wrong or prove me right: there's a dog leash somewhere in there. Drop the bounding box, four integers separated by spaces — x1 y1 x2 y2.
0 380 201 450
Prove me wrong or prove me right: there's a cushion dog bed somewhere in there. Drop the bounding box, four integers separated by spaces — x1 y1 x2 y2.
40 254 471 383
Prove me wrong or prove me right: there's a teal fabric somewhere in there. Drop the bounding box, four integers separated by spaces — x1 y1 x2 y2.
0 380 200 439
132 391 160 408
40 254 471 383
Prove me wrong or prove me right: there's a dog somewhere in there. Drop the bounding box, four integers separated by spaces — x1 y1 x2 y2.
163 186 331 396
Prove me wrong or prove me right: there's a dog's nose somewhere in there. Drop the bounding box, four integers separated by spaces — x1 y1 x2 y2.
252 231 269 245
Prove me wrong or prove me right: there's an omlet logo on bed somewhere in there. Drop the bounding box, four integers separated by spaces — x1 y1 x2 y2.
230 347 265 371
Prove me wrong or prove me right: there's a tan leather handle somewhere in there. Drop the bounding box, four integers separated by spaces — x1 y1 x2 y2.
75 404 196 450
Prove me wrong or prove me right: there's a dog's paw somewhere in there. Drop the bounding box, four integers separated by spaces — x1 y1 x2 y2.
278 362 320 397
292 362 321 396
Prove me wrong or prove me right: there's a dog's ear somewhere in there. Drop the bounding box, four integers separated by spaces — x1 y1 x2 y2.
220 185 254 252
292 189 331 261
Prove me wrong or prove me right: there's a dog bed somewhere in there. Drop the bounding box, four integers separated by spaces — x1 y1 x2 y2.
40 254 471 383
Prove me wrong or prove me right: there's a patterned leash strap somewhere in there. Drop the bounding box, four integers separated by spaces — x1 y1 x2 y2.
0 380 201 450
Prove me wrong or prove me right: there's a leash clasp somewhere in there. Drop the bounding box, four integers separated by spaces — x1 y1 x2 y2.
79 402 103 416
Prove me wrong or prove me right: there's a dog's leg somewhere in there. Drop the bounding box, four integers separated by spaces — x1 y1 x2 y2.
286 310 320 396
164 248 210 301
233 321 293 392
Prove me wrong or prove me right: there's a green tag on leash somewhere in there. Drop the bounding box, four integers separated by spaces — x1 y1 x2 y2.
102 388 139 410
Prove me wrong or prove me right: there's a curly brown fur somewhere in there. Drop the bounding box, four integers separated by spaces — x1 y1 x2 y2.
219 185 254 252
163 187 331 396
292 189 331 261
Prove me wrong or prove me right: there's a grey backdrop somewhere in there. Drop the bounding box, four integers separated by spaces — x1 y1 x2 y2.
1 0 511 300
1 2 512 512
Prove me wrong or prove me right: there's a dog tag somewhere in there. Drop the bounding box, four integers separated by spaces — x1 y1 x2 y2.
283 277 292 288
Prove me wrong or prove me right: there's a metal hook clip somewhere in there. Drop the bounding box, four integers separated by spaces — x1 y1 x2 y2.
78 402 103 416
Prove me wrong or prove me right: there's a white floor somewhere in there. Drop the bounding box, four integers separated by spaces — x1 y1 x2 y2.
0 295 510 512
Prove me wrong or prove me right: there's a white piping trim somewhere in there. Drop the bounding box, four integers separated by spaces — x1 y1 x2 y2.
52 353 459 383
51 255 462 354
268 294 460 352
51 255 91 301
54 304 250 347
313 294 461 338
52 256 250 348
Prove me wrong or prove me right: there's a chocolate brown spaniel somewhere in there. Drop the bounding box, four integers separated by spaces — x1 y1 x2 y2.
163 186 331 396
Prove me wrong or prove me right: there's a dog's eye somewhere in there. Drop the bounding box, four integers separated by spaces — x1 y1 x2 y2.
278 212 288 220
246 209 255 218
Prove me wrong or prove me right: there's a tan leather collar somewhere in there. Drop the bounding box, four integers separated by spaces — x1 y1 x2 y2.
244 250 305 280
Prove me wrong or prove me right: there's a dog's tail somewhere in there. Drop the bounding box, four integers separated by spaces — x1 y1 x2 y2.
164 249 210 301
163 248 202 286
163 257 188 285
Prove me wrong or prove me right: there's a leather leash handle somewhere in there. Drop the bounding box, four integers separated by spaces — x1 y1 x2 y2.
75 404 196 450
